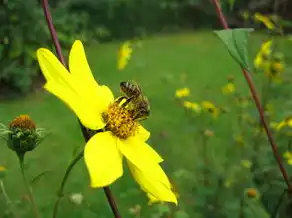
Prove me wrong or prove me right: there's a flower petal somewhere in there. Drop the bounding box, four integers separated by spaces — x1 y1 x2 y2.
127 161 177 204
84 132 123 187
37 48 77 94
118 139 163 167
135 125 150 142
69 40 100 94
44 81 105 130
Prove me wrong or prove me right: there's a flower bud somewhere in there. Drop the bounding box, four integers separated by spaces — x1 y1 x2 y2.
6 115 44 156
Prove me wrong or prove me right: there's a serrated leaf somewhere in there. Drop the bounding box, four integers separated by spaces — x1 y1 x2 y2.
214 28 253 71
30 170 51 186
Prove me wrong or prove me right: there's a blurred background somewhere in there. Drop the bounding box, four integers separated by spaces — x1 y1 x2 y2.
1 0 292 217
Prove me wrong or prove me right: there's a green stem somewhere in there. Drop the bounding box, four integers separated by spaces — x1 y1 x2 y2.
0 179 18 218
52 149 84 218
19 155 40 218
0 179 11 204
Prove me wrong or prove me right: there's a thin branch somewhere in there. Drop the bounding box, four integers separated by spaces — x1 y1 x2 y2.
210 0 292 192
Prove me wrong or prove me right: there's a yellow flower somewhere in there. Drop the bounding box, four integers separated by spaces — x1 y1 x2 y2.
283 151 292 165
183 101 201 113
201 101 219 119
175 88 190 98
245 188 260 199
240 160 252 169
36 40 177 204
117 41 132 71
276 117 292 131
254 40 272 69
254 13 275 30
265 59 285 82
0 165 6 178
221 83 235 95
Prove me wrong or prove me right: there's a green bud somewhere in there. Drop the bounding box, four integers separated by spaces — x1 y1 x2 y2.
4 115 45 157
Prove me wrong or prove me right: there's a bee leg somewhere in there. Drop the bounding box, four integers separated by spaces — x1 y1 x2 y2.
121 96 136 107
115 96 127 104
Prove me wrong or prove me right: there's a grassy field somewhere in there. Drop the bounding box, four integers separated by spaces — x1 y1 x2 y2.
1 30 292 218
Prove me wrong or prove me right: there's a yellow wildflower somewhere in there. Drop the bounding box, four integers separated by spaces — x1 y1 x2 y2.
254 13 275 30
175 88 190 98
276 117 292 131
240 160 252 169
183 101 201 113
0 165 6 178
117 41 132 71
265 59 285 82
36 40 177 204
283 151 292 165
201 101 220 119
221 82 235 95
245 188 260 199
254 40 272 69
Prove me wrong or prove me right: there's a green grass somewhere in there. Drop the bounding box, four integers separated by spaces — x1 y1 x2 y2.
1 30 292 218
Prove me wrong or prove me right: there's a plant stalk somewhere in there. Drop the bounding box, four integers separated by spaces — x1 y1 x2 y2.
19 155 40 218
41 0 122 217
210 0 292 192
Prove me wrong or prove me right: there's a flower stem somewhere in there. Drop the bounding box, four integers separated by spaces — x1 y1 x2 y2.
19 155 40 218
41 1 122 217
0 179 18 218
210 0 292 192
52 149 84 218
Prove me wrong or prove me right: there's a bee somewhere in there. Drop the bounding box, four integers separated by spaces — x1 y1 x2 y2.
120 81 150 121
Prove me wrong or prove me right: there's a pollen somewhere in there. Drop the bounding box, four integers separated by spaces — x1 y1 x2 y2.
9 115 36 130
103 102 138 139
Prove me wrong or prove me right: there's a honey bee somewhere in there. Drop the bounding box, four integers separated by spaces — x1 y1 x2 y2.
120 81 150 120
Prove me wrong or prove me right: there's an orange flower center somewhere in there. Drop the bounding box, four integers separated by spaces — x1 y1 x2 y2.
9 115 36 130
103 100 138 139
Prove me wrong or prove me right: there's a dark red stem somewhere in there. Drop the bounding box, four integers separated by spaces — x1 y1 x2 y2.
41 0 122 217
210 0 292 191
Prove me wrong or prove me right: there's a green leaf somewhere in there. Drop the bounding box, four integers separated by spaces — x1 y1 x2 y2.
214 28 253 71
174 210 190 218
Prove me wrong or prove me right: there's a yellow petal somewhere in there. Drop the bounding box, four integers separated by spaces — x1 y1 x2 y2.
128 161 177 204
84 132 123 187
44 81 105 130
135 125 150 142
69 40 100 94
37 48 78 94
118 139 163 166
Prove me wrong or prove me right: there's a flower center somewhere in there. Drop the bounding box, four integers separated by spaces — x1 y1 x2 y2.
9 115 36 130
103 99 138 139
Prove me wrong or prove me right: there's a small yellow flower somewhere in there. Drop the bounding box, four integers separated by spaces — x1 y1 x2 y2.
283 151 292 165
201 101 220 119
254 13 275 30
245 188 260 199
276 117 292 131
254 40 272 69
265 59 285 82
240 160 252 169
183 101 201 113
37 40 177 204
118 41 132 71
175 88 190 98
221 83 235 95
0 165 6 179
